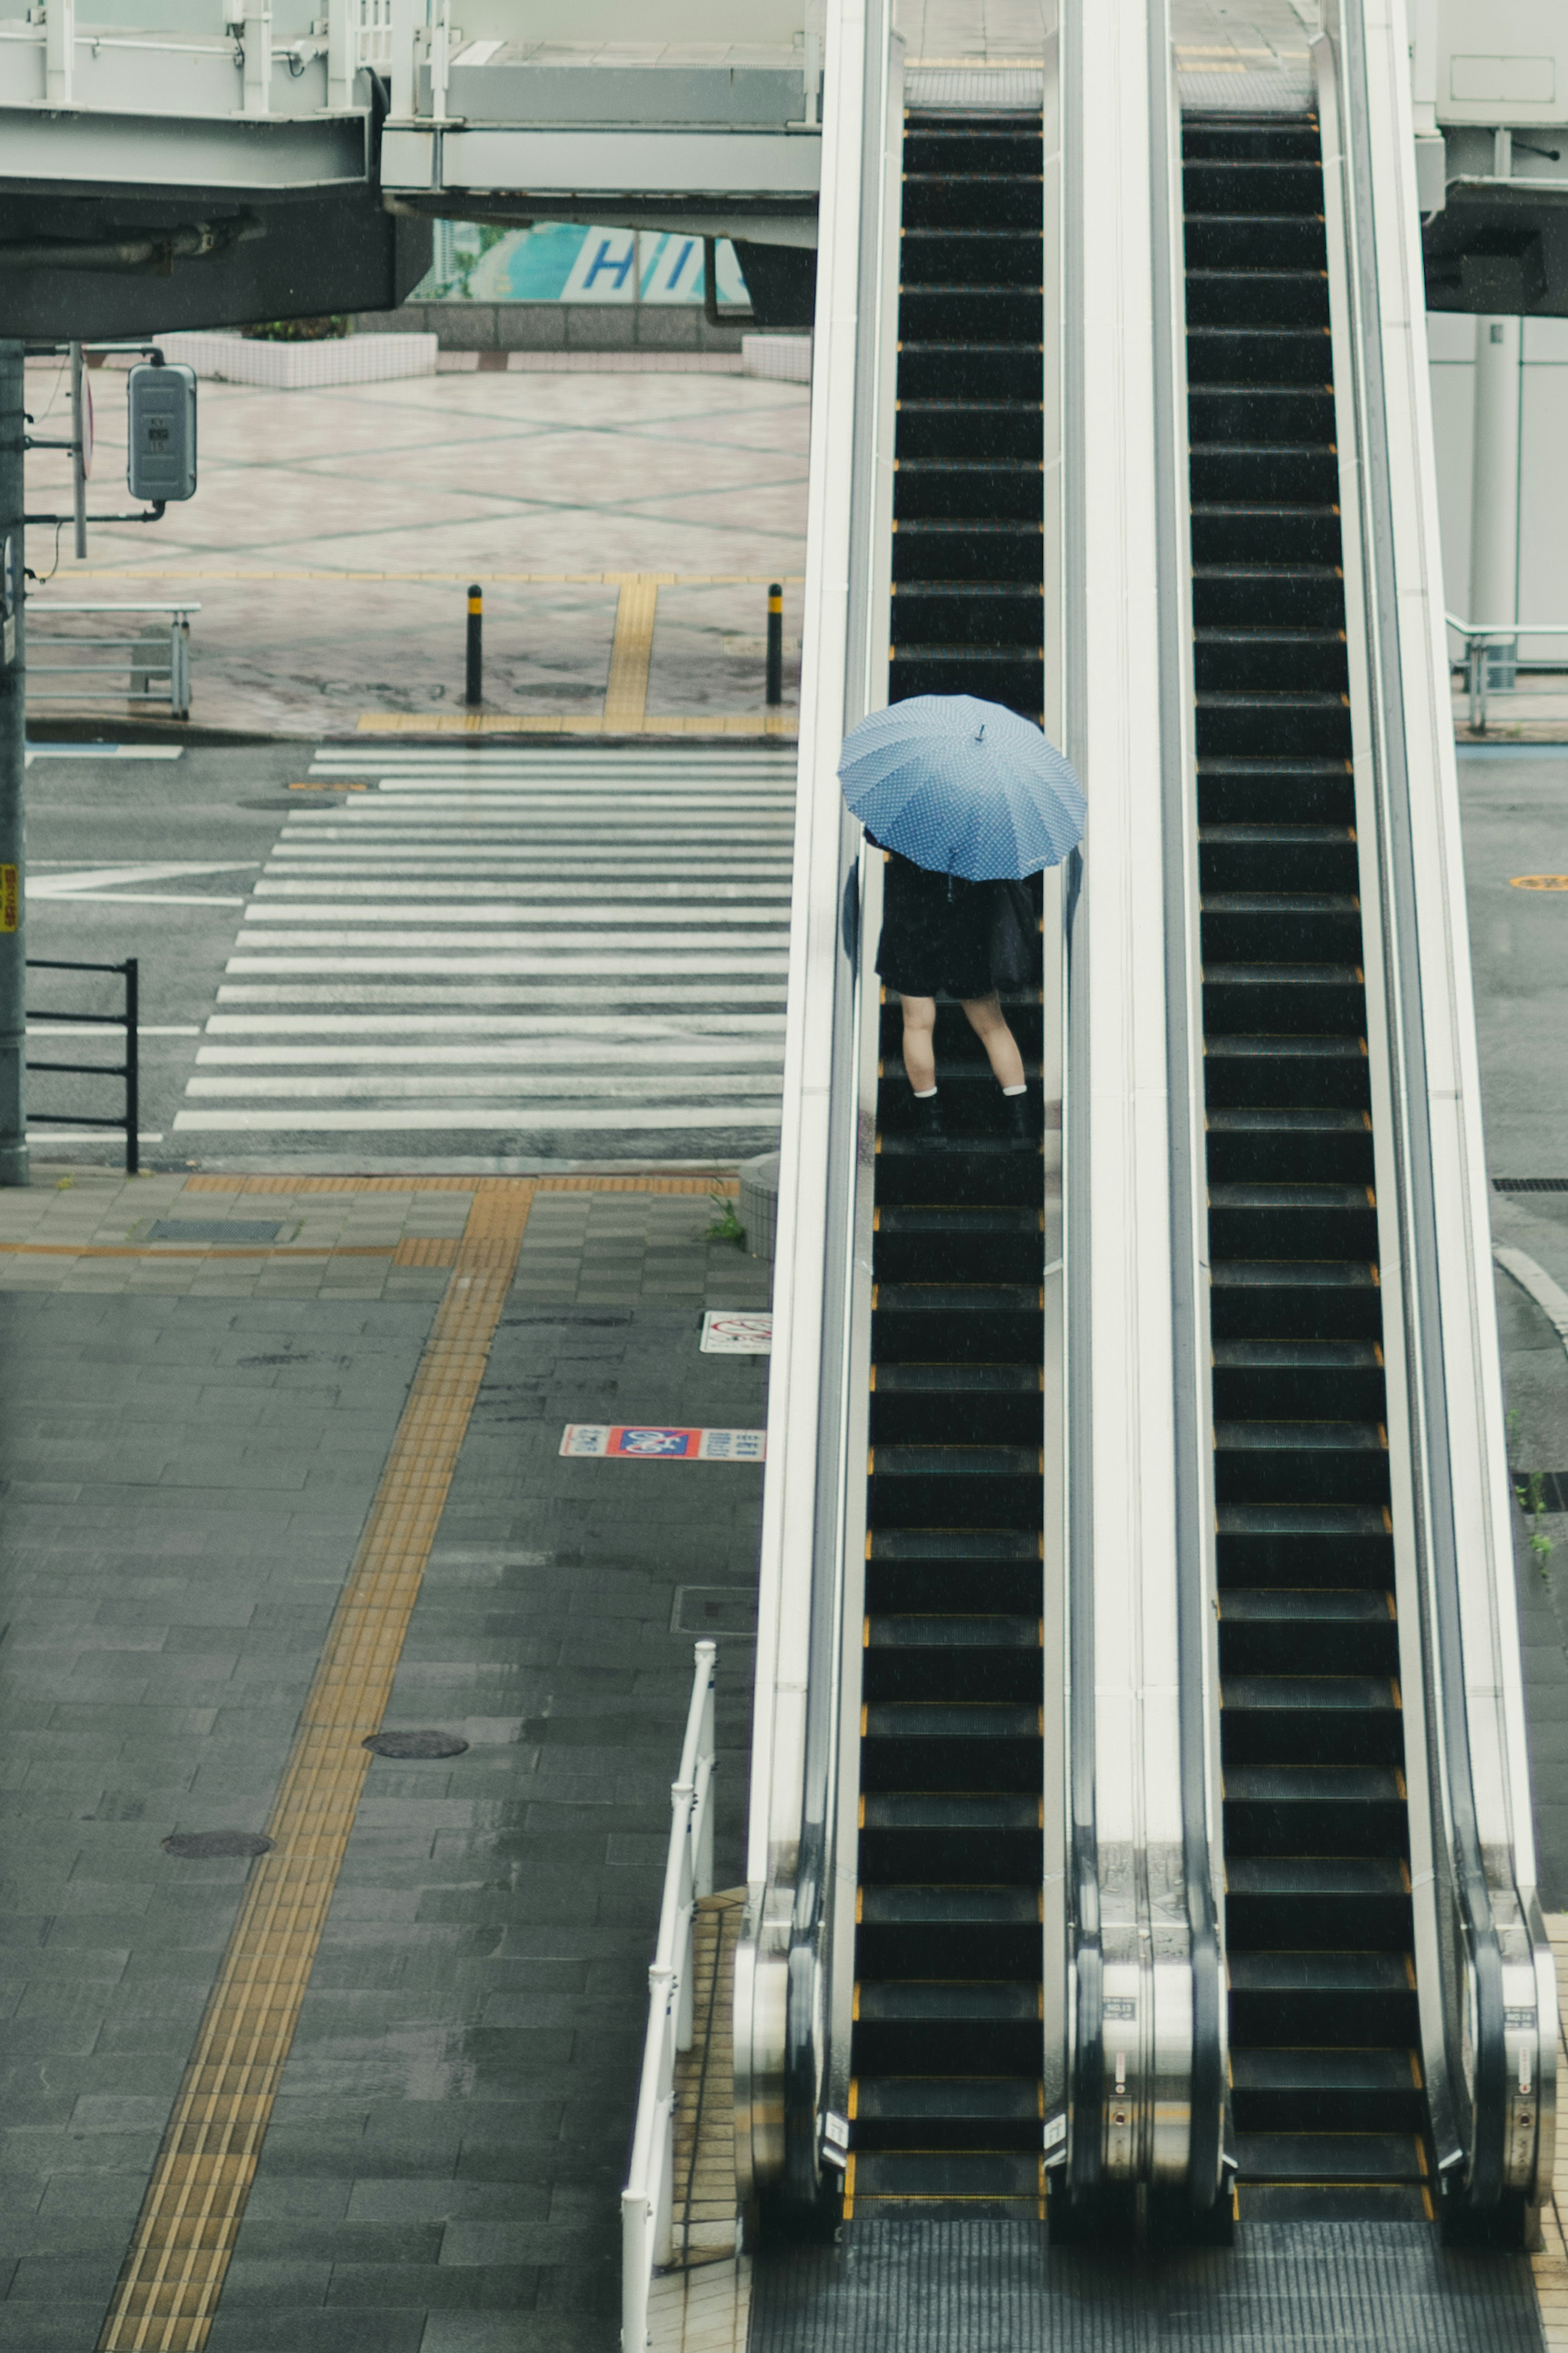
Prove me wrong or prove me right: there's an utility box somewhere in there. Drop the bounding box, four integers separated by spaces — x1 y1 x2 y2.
127 363 198 503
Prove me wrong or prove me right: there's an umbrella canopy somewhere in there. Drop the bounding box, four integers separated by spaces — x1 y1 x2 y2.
837 694 1085 881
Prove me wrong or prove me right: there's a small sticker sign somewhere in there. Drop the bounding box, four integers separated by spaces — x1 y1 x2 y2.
561 1423 766 1462
0 865 16 932
701 1312 773 1355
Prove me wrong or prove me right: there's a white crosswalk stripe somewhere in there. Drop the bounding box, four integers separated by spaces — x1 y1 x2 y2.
173 745 797 1150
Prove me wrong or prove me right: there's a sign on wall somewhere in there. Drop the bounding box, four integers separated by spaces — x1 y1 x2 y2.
414 222 751 306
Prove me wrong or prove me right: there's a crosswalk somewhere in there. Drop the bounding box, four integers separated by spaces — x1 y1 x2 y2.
171 744 797 1159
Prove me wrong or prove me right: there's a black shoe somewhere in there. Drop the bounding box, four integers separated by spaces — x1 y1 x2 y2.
1004 1093 1037 1148
912 1094 946 1144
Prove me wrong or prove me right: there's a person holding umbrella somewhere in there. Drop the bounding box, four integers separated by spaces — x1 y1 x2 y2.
838 694 1085 1146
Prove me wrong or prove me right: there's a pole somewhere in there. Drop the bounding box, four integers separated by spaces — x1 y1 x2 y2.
0 340 28 1186
70 341 87 562
466 581 483 707
1470 314 1521 692
766 581 783 707
123 957 139 1177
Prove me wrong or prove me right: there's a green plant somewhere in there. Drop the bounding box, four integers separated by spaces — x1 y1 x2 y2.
706 1193 746 1249
242 314 350 342
1515 1468 1555 1575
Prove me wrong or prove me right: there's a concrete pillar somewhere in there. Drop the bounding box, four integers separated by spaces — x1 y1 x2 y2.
0 341 27 1185
1469 314 1521 689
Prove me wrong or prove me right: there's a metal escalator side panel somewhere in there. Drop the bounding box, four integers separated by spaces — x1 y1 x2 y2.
1040 16 1072 2169
735 0 903 2210
1314 9 1556 2227
1061 0 1197 2207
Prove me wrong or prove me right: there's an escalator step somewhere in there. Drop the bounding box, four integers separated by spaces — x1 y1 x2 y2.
1204 966 1365 1033
869 1614 1039 1649
1239 2183 1430 2221
1210 1262 1382 1343
1232 2131 1425 2183
864 1703 1040 1740
1212 1338 1384 1418
848 2149 1045 2206
857 1978 1039 2021
853 2074 1042 2150
1224 1763 1407 1856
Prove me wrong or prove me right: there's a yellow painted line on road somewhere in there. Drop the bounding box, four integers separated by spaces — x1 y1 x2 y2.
97 1183 536 2353
1511 876 1568 890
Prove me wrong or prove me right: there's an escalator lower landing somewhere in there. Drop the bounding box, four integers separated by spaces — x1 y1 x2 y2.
1184 111 1430 2223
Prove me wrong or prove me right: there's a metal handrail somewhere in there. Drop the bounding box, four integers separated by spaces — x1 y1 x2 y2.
1445 612 1568 732
25 955 140 1173
27 602 197 720
620 1642 718 2353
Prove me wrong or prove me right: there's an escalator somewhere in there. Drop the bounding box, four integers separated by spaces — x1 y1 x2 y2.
1184 111 1428 2219
842 106 1049 2220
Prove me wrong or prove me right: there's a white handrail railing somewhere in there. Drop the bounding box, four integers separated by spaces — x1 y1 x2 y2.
621 1640 717 2353
1445 611 1568 733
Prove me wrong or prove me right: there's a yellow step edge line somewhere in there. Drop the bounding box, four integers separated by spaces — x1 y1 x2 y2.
97 1183 537 2353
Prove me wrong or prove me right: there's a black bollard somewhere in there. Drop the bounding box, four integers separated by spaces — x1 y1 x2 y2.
766 582 783 707
466 583 483 707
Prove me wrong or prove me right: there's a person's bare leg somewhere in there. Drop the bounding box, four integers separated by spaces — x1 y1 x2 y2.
900 994 938 1094
960 993 1025 1090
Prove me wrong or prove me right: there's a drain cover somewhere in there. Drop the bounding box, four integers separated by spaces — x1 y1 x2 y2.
163 1829 275 1860
363 1729 469 1760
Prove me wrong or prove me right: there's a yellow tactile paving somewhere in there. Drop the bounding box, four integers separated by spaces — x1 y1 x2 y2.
98 1183 537 2353
602 574 665 734
1533 1915 1568 2347
183 1173 737 1195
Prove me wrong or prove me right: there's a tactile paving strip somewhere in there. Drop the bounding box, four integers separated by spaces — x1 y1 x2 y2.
96 1184 537 2353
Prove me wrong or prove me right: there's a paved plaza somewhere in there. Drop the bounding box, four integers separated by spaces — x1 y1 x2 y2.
22 362 808 740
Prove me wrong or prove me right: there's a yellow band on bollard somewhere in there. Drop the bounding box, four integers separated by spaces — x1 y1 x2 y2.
468 594 482 613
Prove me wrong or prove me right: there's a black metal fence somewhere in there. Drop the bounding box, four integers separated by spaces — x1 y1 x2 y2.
27 956 140 1173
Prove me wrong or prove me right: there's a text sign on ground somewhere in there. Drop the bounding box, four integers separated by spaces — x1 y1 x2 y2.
700 1311 773 1354
560 1423 766 1461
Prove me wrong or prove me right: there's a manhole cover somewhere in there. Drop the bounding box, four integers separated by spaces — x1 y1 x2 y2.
363 1729 470 1760
163 1830 275 1860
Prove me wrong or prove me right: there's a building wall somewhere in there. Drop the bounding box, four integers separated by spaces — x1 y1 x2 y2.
1428 313 1568 662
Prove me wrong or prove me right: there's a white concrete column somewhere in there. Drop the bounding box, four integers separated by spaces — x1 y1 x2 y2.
1469 314 1521 688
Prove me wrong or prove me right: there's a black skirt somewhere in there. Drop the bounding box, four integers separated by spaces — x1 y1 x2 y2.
875 852 998 1001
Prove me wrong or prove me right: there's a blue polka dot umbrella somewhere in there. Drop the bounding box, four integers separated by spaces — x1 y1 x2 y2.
837 694 1085 880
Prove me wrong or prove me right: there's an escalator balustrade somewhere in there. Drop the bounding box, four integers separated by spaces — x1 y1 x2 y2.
1183 111 1429 2221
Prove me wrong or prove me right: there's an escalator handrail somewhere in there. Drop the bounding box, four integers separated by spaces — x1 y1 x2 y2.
1320 9 1515 2210
1150 21 1228 2215
780 0 904 2213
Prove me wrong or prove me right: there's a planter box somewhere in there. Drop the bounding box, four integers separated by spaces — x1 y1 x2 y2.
742 333 811 384
155 332 439 388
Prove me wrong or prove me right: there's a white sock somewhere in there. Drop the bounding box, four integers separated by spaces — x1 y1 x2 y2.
1002 1083 1027 1097
913 1086 938 1100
